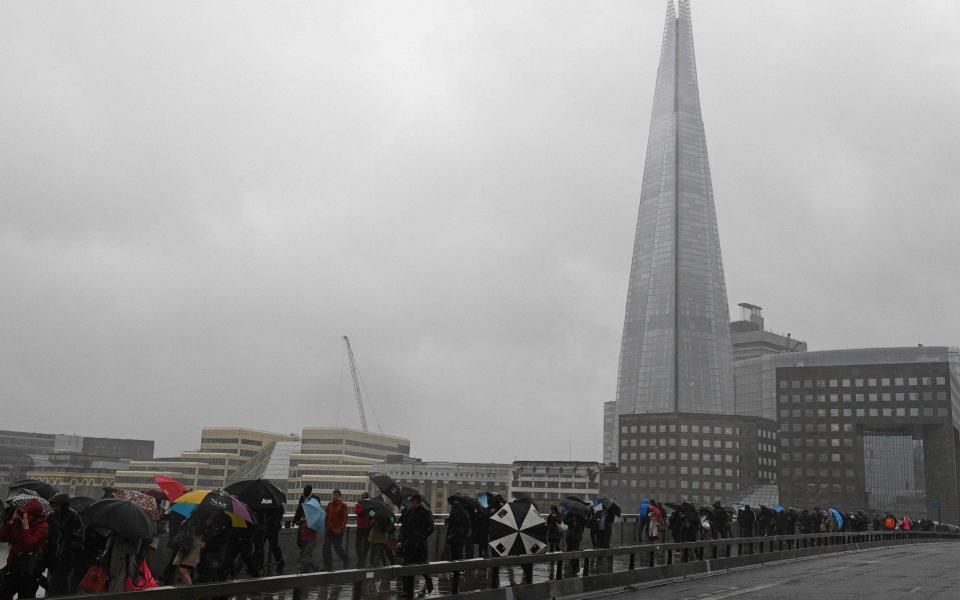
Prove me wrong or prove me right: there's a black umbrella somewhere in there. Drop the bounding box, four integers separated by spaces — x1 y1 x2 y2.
82 498 156 540
560 496 590 517
488 500 547 556
593 496 621 516
69 496 96 514
359 498 396 525
448 494 483 512
8 479 59 500
370 474 403 508
225 479 286 513
401 486 431 509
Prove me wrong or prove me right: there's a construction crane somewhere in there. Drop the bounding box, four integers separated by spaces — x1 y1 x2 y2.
342 335 370 431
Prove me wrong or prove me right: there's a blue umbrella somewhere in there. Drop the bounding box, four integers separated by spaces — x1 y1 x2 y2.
639 497 650 518
477 493 489 509
302 497 326 532
773 504 783 513
829 508 844 529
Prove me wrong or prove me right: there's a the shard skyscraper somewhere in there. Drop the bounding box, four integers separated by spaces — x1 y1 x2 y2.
615 0 734 417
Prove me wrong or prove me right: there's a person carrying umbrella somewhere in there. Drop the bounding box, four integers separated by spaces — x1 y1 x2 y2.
44 494 85 597
563 512 585 576
297 502 321 574
398 495 434 598
293 485 313 525
354 492 371 568
322 489 349 571
363 496 396 567
444 499 471 561
0 498 49 600
546 506 563 552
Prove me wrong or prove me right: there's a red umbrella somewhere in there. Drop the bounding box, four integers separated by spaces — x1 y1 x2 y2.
154 476 189 502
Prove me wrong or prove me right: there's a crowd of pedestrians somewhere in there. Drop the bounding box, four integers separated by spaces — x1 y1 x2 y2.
1 481 951 600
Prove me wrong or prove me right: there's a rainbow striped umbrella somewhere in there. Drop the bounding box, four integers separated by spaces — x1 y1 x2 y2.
170 489 254 526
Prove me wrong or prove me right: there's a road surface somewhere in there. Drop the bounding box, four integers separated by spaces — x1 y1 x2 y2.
603 542 959 600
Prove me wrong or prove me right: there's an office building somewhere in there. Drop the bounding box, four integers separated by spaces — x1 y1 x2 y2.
772 354 959 522
510 461 601 507
730 303 806 361
614 0 734 419
0 431 153 497
601 413 778 507
371 457 512 513
114 427 296 492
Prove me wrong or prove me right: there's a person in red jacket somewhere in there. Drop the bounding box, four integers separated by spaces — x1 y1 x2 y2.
0 498 49 600
354 492 371 567
322 490 349 571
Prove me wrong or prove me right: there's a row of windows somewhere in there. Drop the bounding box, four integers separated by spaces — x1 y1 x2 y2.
779 376 947 389
782 452 857 463
621 465 741 477
240 439 264 446
614 478 736 492
512 481 591 489
782 438 856 449
201 437 240 445
621 438 740 449
620 424 743 436
619 451 742 464
781 407 949 420
778 391 948 404
302 438 407 453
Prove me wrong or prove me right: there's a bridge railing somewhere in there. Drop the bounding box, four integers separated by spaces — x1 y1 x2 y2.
73 530 960 600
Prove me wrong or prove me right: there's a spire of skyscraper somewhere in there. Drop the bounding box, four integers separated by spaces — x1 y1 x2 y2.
615 0 734 416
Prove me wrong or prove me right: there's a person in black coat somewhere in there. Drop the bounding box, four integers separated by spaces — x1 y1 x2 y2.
399 495 434 598
738 505 755 538
564 513 585 575
444 501 471 561
45 494 85 596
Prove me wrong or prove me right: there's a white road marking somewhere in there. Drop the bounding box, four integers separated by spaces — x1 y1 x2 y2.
909 587 923 593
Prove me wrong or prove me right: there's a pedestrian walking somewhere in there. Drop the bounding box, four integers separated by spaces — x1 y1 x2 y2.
0 498 49 600
368 516 396 568
296 515 319 573
293 486 313 525
546 506 563 552
399 495 434 598
564 513 584 575
444 500 471 561
254 509 285 574
354 492 371 568
322 490 349 571
44 494 84 596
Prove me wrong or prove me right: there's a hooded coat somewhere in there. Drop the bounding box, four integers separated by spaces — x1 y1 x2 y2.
0 499 49 567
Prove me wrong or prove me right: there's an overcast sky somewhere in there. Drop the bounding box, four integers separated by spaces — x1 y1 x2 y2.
2 1 958 462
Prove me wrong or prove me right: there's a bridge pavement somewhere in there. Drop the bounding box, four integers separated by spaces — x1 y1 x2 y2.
598 542 959 600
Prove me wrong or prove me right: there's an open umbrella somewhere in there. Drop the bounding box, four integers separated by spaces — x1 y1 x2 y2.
8 480 59 500
6 493 53 516
359 498 395 526
488 500 547 556
70 496 96 515
105 489 163 521
593 496 621 517
171 490 254 525
154 476 189 502
828 508 844 530
560 496 590 517
448 494 483 512
83 498 156 540
401 486 431 509
225 479 286 514
302 497 326 532
370 474 403 508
